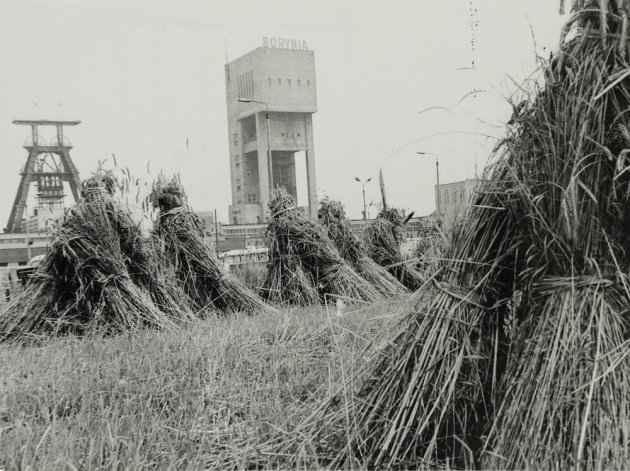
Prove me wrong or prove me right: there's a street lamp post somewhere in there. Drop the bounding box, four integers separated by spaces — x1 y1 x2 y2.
238 98 273 194
354 177 372 220
417 152 440 217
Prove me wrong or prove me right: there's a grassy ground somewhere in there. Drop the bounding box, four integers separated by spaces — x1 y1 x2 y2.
0 299 407 470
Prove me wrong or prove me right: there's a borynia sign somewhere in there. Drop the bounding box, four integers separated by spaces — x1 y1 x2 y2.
263 37 309 51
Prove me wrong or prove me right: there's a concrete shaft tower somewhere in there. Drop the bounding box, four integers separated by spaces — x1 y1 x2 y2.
225 44 317 223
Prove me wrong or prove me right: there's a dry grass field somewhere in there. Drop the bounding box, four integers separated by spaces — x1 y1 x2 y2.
0 299 406 470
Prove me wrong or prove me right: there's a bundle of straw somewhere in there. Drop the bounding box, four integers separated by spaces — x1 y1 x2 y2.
363 208 425 291
0 174 185 340
321 193 515 469
123 235 194 320
412 218 445 277
300 1 630 468
86 172 194 320
263 256 320 306
263 189 379 305
483 277 630 469
318 198 408 298
479 2 630 466
150 175 271 314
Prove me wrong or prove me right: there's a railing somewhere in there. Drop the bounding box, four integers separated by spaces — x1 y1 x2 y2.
22 135 72 147
219 248 269 269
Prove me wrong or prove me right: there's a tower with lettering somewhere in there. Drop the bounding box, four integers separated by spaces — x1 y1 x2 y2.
224 39 318 223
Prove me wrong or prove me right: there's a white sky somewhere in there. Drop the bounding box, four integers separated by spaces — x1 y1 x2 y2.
0 0 566 223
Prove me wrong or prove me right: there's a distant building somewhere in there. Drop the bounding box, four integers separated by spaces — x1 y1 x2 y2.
348 216 429 240
220 247 268 271
348 219 370 237
0 232 50 267
225 40 318 224
23 206 65 233
195 211 222 239
222 223 266 248
436 178 479 227
404 216 434 239
0 211 229 267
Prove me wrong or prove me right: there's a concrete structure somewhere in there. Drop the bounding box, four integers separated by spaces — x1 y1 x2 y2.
222 223 266 247
436 178 479 227
0 211 226 267
222 205 309 247
225 43 318 223
24 206 65 233
0 232 50 267
195 211 252 252
6 120 81 233
195 211 222 239
219 247 268 271
348 216 431 240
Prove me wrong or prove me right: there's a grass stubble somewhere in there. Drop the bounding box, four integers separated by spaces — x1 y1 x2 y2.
0 301 404 470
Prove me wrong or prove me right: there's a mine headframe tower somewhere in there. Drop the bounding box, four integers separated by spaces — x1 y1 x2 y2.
5 120 81 233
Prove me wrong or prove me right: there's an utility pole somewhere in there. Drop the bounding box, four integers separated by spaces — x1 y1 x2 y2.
417 152 440 217
354 177 372 220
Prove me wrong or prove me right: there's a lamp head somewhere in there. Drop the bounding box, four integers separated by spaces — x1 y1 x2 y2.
417 151 436 158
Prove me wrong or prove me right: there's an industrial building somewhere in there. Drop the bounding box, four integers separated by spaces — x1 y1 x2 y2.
435 178 479 227
5 120 81 233
1 120 81 269
224 42 318 223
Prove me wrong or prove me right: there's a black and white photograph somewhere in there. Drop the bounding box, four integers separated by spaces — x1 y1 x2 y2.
0 1 627 469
